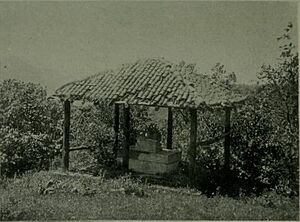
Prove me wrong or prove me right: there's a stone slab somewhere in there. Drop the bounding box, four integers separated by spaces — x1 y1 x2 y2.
130 138 162 153
129 159 178 174
129 149 181 164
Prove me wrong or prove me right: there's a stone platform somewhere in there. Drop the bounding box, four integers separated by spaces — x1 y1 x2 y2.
129 150 181 174
128 136 181 175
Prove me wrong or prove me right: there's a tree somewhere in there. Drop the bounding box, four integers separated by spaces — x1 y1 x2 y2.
258 22 298 130
209 63 237 89
257 22 298 194
230 23 298 195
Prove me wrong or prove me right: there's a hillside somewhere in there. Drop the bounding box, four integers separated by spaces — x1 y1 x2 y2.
1 171 298 220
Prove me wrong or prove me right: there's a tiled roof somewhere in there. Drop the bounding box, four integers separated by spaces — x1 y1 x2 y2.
54 58 247 108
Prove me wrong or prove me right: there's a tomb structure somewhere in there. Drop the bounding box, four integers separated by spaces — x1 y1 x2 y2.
129 136 181 174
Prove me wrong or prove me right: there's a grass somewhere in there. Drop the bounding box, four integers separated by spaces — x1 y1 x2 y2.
0 171 299 220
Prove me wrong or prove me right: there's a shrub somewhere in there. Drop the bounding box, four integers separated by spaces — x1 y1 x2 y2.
0 79 62 177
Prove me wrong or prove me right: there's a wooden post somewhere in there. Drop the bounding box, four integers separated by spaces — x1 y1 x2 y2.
166 107 173 150
189 108 197 186
224 107 231 173
62 99 71 172
123 105 130 169
113 103 120 159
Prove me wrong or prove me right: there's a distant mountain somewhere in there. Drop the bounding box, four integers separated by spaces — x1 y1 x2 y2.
0 55 70 95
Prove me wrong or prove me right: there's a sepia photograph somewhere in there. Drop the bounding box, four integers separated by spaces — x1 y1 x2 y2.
0 0 299 220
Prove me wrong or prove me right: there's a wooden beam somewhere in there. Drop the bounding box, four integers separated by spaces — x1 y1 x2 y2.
224 107 231 173
166 107 173 150
123 105 130 169
189 108 197 186
62 99 71 172
69 145 96 152
113 103 120 158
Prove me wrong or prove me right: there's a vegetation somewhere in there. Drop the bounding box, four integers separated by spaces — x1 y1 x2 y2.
0 171 298 220
166 23 299 197
0 23 298 220
0 80 62 177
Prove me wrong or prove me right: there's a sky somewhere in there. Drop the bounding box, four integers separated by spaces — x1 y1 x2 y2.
0 1 298 93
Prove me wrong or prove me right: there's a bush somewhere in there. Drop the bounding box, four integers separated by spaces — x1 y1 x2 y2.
230 92 298 196
0 79 62 177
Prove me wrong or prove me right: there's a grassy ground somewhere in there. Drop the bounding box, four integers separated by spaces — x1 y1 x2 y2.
0 171 298 220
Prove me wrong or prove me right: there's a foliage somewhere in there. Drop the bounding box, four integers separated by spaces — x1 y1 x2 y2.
0 79 62 177
169 23 298 197
70 102 115 168
230 96 281 194
68 150 100 175
209 62 237 88
258 22 298 129
129 105 159 142
230 23 298 196
137 122 161 140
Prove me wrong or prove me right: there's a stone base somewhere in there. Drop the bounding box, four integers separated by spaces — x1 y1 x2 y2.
130 149 181 163
129 159 179 174
128 149 181 174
